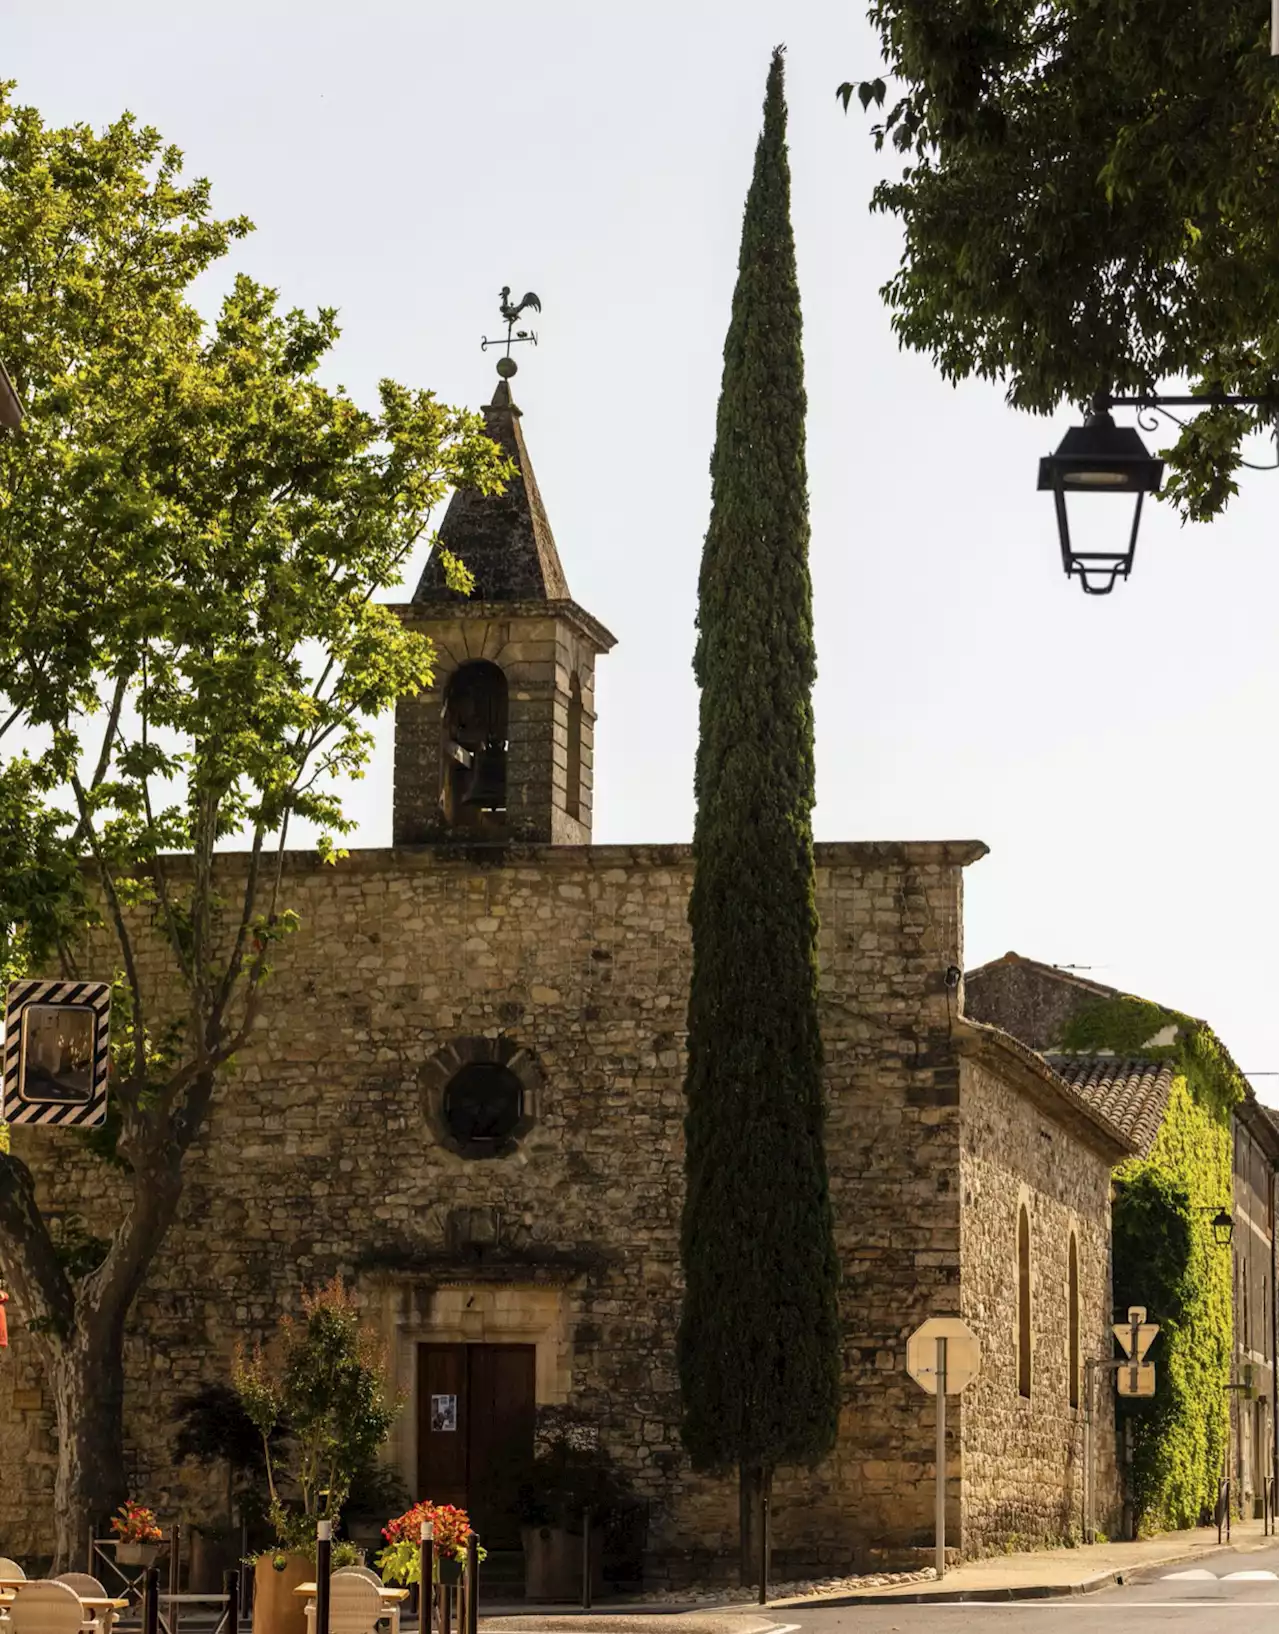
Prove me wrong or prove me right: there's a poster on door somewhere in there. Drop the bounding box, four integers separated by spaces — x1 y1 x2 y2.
430 1393 458 1432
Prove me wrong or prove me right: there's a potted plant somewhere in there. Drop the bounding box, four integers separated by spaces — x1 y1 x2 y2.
516 1438 632 1602
376 1501 485 1588
233 1276 399 1634
111 1499 163 1565
340 1460 412 1552
174 1383 282 1588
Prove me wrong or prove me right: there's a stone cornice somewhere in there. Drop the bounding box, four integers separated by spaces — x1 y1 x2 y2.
127 838 988 879
388 597 617 654
954 1014 1137 1162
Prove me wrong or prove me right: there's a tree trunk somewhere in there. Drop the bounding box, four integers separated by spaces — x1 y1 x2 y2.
49 1320 129 1571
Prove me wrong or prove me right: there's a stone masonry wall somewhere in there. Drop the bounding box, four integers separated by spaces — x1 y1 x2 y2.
2 839 1002 1576
959 1059 1122 1552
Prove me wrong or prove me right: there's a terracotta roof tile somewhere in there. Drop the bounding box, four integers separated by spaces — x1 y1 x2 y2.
1043 1055 1173 1155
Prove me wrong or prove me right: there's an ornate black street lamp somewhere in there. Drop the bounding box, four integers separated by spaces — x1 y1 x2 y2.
1195 1204 1235 1247
1038 398 1163 594
1038 390 1274 594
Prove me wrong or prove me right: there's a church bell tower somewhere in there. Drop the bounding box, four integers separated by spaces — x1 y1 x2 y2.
392 330 615 846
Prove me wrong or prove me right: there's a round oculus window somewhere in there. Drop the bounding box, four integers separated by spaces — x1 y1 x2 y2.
443 1061 524 1147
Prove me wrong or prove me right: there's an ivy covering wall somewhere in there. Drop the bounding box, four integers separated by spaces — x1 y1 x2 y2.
1062 997 1240 1534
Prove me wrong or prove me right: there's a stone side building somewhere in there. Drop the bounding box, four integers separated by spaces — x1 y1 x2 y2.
966 952 1279 1522
0 377 1132 1572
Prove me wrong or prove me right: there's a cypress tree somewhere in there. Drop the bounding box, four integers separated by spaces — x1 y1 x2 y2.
677 46 841 1573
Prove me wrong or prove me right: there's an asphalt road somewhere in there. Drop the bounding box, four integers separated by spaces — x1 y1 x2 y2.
775 1544 1279 1634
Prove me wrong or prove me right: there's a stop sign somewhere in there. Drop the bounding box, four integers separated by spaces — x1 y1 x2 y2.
906 1317 981 1395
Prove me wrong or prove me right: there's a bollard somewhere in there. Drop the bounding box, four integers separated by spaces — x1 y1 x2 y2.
420 1520 435 1634
440 1569 451 1634
316 1521 332 1634
757 1493 769 1607
466 1533 479 1634
144 1568 160 1634
224 1570 239 1634
581 1508 592 1611
169 1524 182 1596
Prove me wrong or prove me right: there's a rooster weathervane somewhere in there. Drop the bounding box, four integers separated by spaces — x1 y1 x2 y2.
481 285 541 378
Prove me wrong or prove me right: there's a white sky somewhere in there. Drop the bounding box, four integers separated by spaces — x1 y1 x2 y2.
6 1 1278 1104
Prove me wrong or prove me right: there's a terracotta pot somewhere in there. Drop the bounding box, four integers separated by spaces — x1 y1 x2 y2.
521 1525 603 1603
252 1553 312 1634
190 1530 239 1593
116 1542 160 1566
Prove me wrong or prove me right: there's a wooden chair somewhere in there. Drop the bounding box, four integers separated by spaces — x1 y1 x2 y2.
305 1577 382 1634
50 1584 104 1604
9 1580 99 1634
0 1566 25 1582
332 1572 396 1634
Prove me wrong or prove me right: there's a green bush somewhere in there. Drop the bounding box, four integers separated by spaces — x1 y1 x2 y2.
1065 998 1238 1533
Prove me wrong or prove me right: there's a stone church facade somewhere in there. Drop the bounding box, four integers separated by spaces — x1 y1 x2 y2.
1 376 1133 1574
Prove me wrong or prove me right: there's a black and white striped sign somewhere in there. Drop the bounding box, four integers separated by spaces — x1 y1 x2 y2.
2 980 111 1127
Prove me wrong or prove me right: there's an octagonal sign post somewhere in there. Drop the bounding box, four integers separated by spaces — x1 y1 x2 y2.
906 1317 981 1580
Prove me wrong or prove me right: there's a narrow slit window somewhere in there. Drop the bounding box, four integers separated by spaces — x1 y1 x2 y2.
1068 1233 1080 1409
1017 1204 1032 1399
566 673 583 821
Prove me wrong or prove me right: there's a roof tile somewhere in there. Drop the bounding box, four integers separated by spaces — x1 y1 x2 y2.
1043 1055 1173 1155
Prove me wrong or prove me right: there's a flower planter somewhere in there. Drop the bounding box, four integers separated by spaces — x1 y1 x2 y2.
521 1525 602 1603
189 1529 239 1593
252 1553 311 1634
116 1542 160 1566
436 1557 464 1587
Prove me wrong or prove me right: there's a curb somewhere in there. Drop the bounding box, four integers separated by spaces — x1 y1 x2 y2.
763 1534 1277 1608
766 1576 1120 1608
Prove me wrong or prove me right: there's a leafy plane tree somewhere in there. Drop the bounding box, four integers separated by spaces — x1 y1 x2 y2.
679 47 841 1584
0 86 508 1563
840 0 1278 521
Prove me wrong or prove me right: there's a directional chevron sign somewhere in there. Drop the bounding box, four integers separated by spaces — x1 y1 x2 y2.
3 979 111 1128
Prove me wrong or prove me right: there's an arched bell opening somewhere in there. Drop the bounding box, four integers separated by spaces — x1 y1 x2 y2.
565 673 584 822
440 660 509 829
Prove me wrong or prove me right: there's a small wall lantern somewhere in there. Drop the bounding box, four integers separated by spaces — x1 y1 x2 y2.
1209 1206 1234 1247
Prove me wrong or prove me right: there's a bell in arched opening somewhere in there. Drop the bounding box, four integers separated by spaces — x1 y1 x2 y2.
441 660 509 826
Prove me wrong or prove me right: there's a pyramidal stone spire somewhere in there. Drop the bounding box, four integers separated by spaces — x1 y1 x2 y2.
413 377 570 603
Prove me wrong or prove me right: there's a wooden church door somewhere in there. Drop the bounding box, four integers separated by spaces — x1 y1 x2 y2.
417 1343 536 1548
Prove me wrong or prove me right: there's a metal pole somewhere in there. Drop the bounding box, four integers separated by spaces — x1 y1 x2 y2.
315 1521 332 1634
420 1521 435 1634
440 1566 451 1634
224 1570 239 1634
144 1568 160 1634
169 1525 182 1634
466 1532 479 1634
935 1336 947 1580
1086 1360 1096 1541
757 1488 769 1606
581 1507 592 1611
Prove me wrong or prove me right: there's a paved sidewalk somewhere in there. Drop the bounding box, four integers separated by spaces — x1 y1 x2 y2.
472 1520 1276 1626
768 1518 1275 1606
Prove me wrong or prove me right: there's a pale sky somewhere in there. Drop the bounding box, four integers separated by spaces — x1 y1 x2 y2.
6 1 1278 1103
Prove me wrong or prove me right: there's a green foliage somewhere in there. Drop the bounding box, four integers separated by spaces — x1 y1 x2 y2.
679 48 841 1480
515 1436 633 1533
1114 1078 1232 1531
0 83 506 1537
1062 996 1238 1528
232 1276 399 1536
1059 998 1245 1121
174 1381 276 1476
840 1 1277 520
